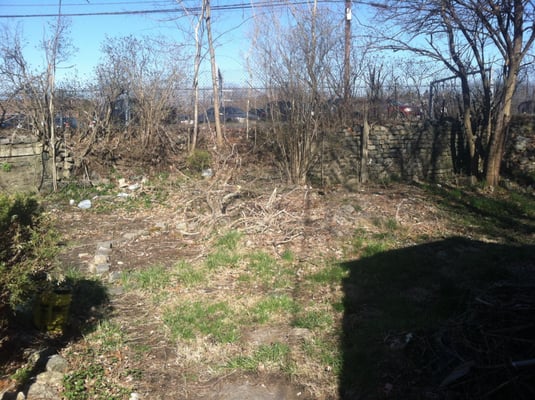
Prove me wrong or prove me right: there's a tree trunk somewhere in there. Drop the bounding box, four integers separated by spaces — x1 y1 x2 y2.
485 70 517 187
190 3 205 154
205 0 223 148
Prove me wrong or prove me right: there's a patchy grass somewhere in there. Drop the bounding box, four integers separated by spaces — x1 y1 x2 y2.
163 300 240 343
30 180 535 400
426 184 535 243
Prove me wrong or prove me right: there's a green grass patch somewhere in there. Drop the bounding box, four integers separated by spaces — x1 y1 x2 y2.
63 362 131 400
89 320 126 352
425 184 535 243
215 230 242 251
309 262 349 285
121 264 173 292
205 250 241 270
205 230 243 270
163 300 240 343
173 260 208 287
302 337 342 374
243 251 295 289
293 308 333 330
226 342 291 372
249 294 298 324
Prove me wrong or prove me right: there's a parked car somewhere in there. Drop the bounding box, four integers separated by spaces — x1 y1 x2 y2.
265 101 293 121
55 116 78 129
178 114 194 125
199 106 259 123
387 100 422 119
248 108 267 120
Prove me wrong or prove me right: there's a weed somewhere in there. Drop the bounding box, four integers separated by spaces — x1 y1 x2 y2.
63 363 131 400
1 162 12 172
186 149 212 172
0 194 60 316
11 366 32 386
215 230 242 251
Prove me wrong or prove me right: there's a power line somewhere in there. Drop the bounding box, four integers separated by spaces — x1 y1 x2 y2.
0 1 341 19
1 1 172 6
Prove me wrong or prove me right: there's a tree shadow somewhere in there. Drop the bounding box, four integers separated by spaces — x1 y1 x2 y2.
340 237 535 399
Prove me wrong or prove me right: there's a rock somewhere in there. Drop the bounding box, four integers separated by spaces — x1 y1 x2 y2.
108 271 122 284
77 199 91 209
95 264 110 274
26 371 64 400
97 241 113 250
46 355 68 373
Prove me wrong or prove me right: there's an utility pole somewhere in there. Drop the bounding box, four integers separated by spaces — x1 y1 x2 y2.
344 0 351 102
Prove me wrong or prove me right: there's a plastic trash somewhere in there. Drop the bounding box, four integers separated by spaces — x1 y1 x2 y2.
202 168 213 178
128 183 140 191
77 199 92 209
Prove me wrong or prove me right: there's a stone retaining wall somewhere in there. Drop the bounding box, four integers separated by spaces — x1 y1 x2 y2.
504 115 535 182
1 116 533 193
0 133 74 193
0 135 45 192
314 119 455 187
313 116 534 187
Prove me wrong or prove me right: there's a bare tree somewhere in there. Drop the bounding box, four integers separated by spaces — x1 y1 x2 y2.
0 17 73 190
372 0 535 186
43 3 71 191
94 35 187 163
190 1 206 153
204 0 223 148
252 1 342 185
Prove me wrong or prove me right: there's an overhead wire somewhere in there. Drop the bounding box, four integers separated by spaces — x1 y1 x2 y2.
0 1 343 19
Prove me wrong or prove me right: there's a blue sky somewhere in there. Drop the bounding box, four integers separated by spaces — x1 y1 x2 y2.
0 0 275 86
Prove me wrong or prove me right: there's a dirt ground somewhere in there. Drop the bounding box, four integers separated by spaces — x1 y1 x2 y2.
4 152 529 399
44 174 453 400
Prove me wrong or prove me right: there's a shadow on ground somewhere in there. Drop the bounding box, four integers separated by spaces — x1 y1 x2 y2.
340 237 535 399
0 277 110 399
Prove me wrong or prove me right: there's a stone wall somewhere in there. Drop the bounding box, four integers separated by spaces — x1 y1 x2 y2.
504 115 535 182
314 120 455 187
0 135 45 192
0 133 74 193
1 116 533 193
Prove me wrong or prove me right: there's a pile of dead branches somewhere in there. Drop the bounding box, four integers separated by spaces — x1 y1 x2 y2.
405 281 535 399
